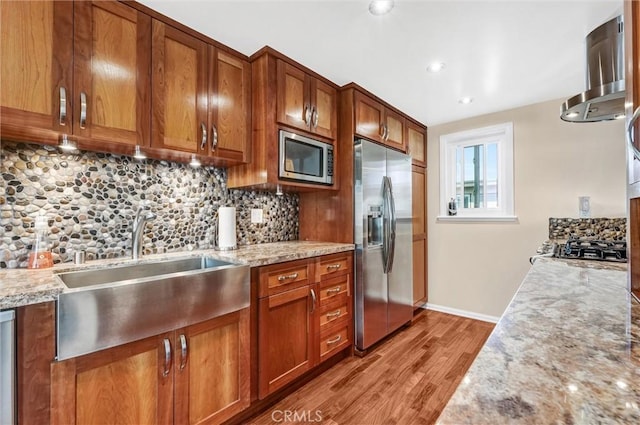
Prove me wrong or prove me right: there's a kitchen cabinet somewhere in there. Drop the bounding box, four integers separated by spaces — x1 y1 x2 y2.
151 20 208 154
0 1 73 143
626 0 640 301
227 47 339 191
276 60 337 140
51 310 250 425
0 1 151 149
256 252 353 399
407 121 427 167
412 166 428 306
73 1 151 148
151 21 251 163
354 90 407 152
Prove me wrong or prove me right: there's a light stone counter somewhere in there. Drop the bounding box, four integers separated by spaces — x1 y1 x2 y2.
437 257 640 424
0 241 354 309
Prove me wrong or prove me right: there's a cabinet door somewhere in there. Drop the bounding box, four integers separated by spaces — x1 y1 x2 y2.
354 91 385 144
384 109 406 151
412 166 427 306
309 78 337 139
152 20 208 154
258 285 314 399
412 238 427 305
0 1 72 138
174 310 250 425
407 121 427 166
73 1 151 147
209 48 251 162
51 333 174 425
277 60 311 132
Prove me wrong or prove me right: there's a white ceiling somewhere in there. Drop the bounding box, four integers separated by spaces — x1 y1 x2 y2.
139 0 623 127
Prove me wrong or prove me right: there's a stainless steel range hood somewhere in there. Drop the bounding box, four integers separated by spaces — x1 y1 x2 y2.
561 15 625 123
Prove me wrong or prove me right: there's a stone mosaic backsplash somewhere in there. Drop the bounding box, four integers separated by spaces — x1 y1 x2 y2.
548 217 626 241
0 141 299 268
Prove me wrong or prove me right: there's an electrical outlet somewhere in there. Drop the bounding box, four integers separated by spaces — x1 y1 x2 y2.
251 208 264 224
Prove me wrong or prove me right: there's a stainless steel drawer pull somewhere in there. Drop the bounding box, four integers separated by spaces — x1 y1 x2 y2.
200 122 207 150
327 286 342 295
211 124 218 150
79 92 87 129
59 87 67 125
162 338 171 377
326 309 341 319
310 288 317 313
303 105 311 125
326 335 342 345
326 264 341 270
179 334 188 370
278 272 299 281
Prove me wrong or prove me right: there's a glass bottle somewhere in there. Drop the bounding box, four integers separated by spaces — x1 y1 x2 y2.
27 215 53 269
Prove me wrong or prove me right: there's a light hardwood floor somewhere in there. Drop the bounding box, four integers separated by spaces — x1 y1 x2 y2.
245 309 494 425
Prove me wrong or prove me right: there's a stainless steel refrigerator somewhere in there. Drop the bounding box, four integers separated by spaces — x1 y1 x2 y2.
354 139 413 352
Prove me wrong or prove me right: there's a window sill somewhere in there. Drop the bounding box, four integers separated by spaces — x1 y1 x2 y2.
436 215 519 223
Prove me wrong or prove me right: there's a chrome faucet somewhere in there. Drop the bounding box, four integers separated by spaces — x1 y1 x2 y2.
132 205 157 260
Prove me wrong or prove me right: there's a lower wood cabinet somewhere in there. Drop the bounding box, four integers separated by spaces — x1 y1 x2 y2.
256 252 353 399
51 309 250 425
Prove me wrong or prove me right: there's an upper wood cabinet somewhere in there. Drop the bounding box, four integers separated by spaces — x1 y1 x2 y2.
151 21 250 164
227 48 339 191
0 1 73 142
354 90 407 152
276 60 337 139
1 1 151 148
74 1 151 148
407 121 427 166
209 48 251 163
151 20 208 154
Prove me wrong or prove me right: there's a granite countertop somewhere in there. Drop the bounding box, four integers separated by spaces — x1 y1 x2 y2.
437 257 640 424
0 241 354 310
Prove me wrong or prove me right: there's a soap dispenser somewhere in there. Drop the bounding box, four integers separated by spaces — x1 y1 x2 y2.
28 215 53 269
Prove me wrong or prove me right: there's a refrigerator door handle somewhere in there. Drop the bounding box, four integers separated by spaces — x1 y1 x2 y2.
387 177 397 273
382 176 390 273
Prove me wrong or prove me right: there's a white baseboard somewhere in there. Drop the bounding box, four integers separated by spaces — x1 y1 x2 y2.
421 303 500 324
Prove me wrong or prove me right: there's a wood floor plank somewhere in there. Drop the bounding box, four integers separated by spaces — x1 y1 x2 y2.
244 309 494 425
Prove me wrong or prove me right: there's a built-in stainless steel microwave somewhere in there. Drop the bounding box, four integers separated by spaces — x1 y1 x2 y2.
279 130 334 185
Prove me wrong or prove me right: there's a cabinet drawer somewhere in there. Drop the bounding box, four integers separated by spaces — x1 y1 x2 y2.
318 301 349 330
258 259 311 297
319 324 349 362
318 274 350 306
316 253 352 280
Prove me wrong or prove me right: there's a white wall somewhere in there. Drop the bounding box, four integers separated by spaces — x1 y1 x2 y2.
426 98 626 319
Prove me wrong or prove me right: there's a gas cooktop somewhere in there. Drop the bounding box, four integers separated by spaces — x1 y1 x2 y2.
556 238 627 263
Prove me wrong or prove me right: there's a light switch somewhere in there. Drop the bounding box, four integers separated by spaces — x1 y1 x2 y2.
251 208 264 224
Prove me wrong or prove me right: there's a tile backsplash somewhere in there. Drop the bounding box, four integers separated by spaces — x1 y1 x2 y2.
548 217 626 241
0 141 299 268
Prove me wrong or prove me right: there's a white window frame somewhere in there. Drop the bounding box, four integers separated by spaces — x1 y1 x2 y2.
438 122 516 222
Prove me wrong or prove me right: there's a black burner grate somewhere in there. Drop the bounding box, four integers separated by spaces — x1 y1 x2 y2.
557 239 627 263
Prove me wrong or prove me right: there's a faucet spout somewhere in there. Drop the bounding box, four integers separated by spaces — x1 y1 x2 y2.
132 206 157 260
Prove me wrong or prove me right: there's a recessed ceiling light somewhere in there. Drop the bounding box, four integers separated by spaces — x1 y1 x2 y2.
427 62 445 73
369 0 394 16
458 97 473 105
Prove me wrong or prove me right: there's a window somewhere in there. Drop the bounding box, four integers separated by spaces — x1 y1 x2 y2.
439 122 515 221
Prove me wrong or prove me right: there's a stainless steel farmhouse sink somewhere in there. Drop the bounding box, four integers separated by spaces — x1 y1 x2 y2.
56 256 249 360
